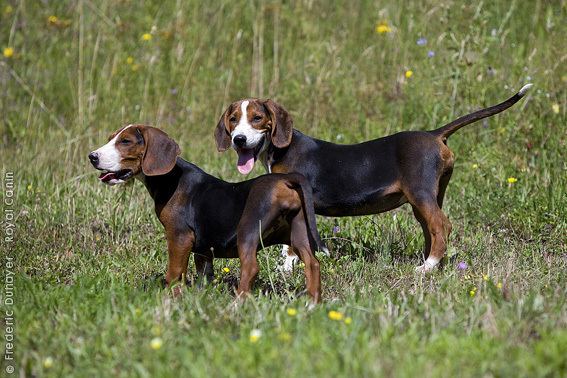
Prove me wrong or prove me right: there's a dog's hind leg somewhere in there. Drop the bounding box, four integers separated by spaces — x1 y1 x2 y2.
408 191 452 273
290 209 321 303
436 169 453 209
236 237 260 298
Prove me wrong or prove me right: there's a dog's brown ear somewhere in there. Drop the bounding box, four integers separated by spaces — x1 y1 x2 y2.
215 104 233 152
264 99 293 148
139 126 180 176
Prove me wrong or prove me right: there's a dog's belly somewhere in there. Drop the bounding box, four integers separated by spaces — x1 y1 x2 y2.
315 191 407 217
193 217 291 259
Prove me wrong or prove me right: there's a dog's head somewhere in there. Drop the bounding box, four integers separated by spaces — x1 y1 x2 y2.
215 99 293 175
89 125 180 185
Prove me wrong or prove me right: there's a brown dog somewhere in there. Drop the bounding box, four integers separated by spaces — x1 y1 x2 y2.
215 85 532 272
89 125 324 301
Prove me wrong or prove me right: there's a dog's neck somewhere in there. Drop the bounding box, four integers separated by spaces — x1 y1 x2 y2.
137 163 182 206
260 130 304 173
137 159 209 213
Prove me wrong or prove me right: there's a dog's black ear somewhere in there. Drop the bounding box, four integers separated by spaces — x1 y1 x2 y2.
139 126 180 176
264 99 293 148
215 104 233 152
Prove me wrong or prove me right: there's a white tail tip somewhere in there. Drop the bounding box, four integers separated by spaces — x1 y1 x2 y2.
518 83 533 96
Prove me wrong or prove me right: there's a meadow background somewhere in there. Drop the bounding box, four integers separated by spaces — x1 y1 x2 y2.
1 0 566 376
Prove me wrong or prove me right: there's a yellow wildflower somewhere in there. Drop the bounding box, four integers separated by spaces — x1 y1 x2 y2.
507 177 518 184
48 15 58 24
142 33 152 41
328 310 344 321
469 290 476 297
472 163 479 169
43 357 54 369
150 337 163 350
286 308 297 317
223 267 230 273
344 317 352 325
496 282 503 289
551 103 560 114
126 56 134 65
405 70 413 79
249 329 262 343
376 22 392 34
3 47 14 58
482 274 489 281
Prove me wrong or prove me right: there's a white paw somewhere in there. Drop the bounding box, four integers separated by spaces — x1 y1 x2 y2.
280 245 290 258
282 255 299 273
415 257 440 273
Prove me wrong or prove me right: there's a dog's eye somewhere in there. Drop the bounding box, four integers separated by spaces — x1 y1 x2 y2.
252 115 262 122
229 116 237 123
119 139 131 145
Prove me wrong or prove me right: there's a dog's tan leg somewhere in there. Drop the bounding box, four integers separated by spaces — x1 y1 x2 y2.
290 209 321 303
236 239 259 297
165 230 195 289
410 197 452 273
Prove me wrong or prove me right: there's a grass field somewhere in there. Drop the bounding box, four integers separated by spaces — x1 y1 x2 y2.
1 0 566 376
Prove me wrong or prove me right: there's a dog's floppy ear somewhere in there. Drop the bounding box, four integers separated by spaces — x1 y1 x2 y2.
264 99 293 148
138 126 180 176
215 104 233 152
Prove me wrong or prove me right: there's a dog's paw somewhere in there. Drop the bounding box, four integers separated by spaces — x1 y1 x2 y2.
281 254 300 273
415 257 440 273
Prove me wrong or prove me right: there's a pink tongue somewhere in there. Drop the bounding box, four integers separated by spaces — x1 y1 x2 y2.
99 172 115 182
237 149 255 175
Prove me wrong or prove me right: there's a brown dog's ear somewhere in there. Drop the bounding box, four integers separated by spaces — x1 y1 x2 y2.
264 99 293 148
214 104 233 152
139 126 181 176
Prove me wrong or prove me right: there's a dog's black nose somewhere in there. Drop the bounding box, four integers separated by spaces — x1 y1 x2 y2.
233 135 247 148
88 152 99 165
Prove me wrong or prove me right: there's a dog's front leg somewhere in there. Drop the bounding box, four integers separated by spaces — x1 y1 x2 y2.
194 254 214 287
280 245 300 272
165 229 195 294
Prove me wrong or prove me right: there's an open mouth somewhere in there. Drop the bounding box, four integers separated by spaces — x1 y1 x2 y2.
98 169 133 184
235 140 264 175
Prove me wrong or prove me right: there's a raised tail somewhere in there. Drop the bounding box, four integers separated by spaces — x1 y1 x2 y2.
431 84 533 139
288 174 327 254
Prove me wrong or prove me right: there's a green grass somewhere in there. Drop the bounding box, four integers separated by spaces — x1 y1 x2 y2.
2 0 566 376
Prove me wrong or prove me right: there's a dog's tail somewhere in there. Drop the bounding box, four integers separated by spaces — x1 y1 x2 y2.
431 84 532 140
288 173 327 254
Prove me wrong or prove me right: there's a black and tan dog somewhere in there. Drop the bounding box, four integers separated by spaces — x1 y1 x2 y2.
215 84 532 272
89 125 324 302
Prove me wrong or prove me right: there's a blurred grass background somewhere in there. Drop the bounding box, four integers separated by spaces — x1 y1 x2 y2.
1 0 566 376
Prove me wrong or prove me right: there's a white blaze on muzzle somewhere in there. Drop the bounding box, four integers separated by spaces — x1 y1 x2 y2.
231 100 267 174
92 125 132 185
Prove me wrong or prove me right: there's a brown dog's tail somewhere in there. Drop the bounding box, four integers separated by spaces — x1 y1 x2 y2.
431 84 532 139
288 174 328 254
